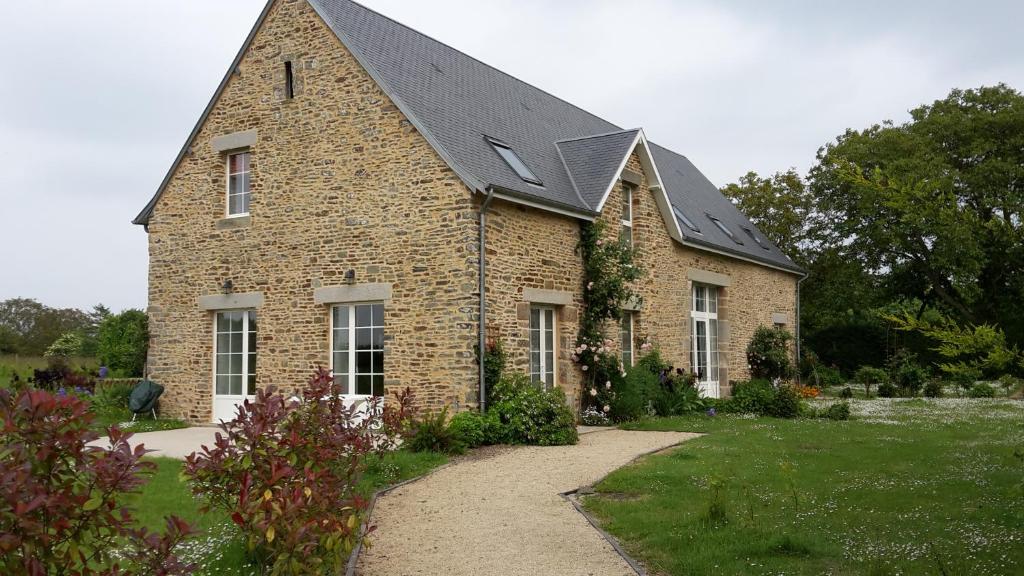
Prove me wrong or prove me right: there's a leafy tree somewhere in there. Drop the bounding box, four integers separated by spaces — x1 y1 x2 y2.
810 84 1024 346
886 310 1022 379
81 304 111 357
0 298 90 356
45 332 85 357
720 169 812 257
97 310 149 377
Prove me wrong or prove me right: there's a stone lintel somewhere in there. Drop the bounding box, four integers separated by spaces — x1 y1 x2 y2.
620 168 643 186
687 268 731 287
198 292 264 311
314 283 393 305
522 288 573 306
211 129 258 153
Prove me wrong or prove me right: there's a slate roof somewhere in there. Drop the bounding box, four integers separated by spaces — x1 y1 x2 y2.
556 130 641 210
134 0 801 273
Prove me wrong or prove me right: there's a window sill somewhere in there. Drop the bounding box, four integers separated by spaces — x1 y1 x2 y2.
217 215 251 230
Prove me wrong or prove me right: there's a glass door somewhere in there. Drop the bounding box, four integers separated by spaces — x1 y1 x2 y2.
691 285 720 398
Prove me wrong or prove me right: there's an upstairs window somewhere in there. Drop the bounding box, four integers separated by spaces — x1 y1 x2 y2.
227 151 251 217
487 138 543 186
620 183 633 247
673 204 701 234
707 214 742 245
743 227 770 250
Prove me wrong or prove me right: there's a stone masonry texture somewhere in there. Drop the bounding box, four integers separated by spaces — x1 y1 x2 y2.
145 0 797 422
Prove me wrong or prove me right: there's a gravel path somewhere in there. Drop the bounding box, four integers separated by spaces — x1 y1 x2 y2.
357 428 699 576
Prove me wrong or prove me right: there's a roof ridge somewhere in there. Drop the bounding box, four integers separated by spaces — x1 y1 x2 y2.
334 0 622 134
554 128 641 145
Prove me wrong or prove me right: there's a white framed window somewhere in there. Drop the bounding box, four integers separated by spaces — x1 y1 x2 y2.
690 284 720 397
620 312 634 368
226 151 251 217
214 311 256 394
529 306 556 388
331 303 384 397
620 183 633 247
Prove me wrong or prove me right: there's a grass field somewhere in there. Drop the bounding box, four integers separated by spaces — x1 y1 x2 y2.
584 398 1024 575
132 450 448 575
0 354 98 384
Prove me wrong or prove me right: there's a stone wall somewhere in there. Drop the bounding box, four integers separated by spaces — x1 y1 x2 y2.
146 0 478 422
599 152 798 393
146 0 797 422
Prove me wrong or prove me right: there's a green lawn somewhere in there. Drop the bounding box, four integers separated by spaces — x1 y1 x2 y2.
584 398 1024 576
132 450 448 574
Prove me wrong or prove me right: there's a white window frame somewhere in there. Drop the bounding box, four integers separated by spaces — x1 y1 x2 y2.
690 284 720 398
621 183 633 246
226 151 251 218
330 303 385 398
621 312 634 368
529 306 556 389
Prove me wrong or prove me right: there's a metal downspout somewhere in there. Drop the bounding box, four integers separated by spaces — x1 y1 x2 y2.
479 188 496 411
795 272 808 384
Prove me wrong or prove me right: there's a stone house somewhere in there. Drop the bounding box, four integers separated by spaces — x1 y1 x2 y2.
133 0 803 423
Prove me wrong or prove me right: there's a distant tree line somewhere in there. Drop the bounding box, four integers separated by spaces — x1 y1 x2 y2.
721 83 1024 378
0 298 148 376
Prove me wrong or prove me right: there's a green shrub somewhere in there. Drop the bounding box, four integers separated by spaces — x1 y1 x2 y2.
90 380 135 413
923 380 944 398
727 379 776 415
447 410 488 448
894 363 928 396
97 310 149 377
877 382 898 398
815 365 845 387
768 385 801 418
838 386 854 399
998 374 1023 396
953 368 982 396
968 382 996 398
823 402 851 421
408 407 465 455
489 373 578 446
854 366 888 398
611 364 657 422
746 326 794 380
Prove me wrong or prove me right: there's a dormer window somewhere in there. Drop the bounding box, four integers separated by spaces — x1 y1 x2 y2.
227 151 251 217
707 214 742 245
743 227 770 250
672 204 701 234
487 137 542 186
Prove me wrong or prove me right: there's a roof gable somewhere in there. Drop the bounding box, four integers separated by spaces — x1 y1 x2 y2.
135 0 801 274
556 129 640 211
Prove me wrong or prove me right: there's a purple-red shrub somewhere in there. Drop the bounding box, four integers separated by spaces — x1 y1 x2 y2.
183 368 396 574
0 387 195 576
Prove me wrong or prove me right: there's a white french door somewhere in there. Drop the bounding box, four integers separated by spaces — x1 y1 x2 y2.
213 310 256 422
691 285 720 398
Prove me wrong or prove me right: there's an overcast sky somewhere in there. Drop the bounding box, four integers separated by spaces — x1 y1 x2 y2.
1 0 1022 313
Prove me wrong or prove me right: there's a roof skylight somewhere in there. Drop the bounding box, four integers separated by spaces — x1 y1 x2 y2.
672 204 701 233
487 137 542 186
743 227 770 250
707 214 743 245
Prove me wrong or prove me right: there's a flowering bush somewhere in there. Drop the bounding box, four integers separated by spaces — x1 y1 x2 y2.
183 368 384 574
579 406 611 426
746 326 794 380
575 219 643 414
794 385 821 399
488 373 578 445
0 387 195 575
571 337 625 415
